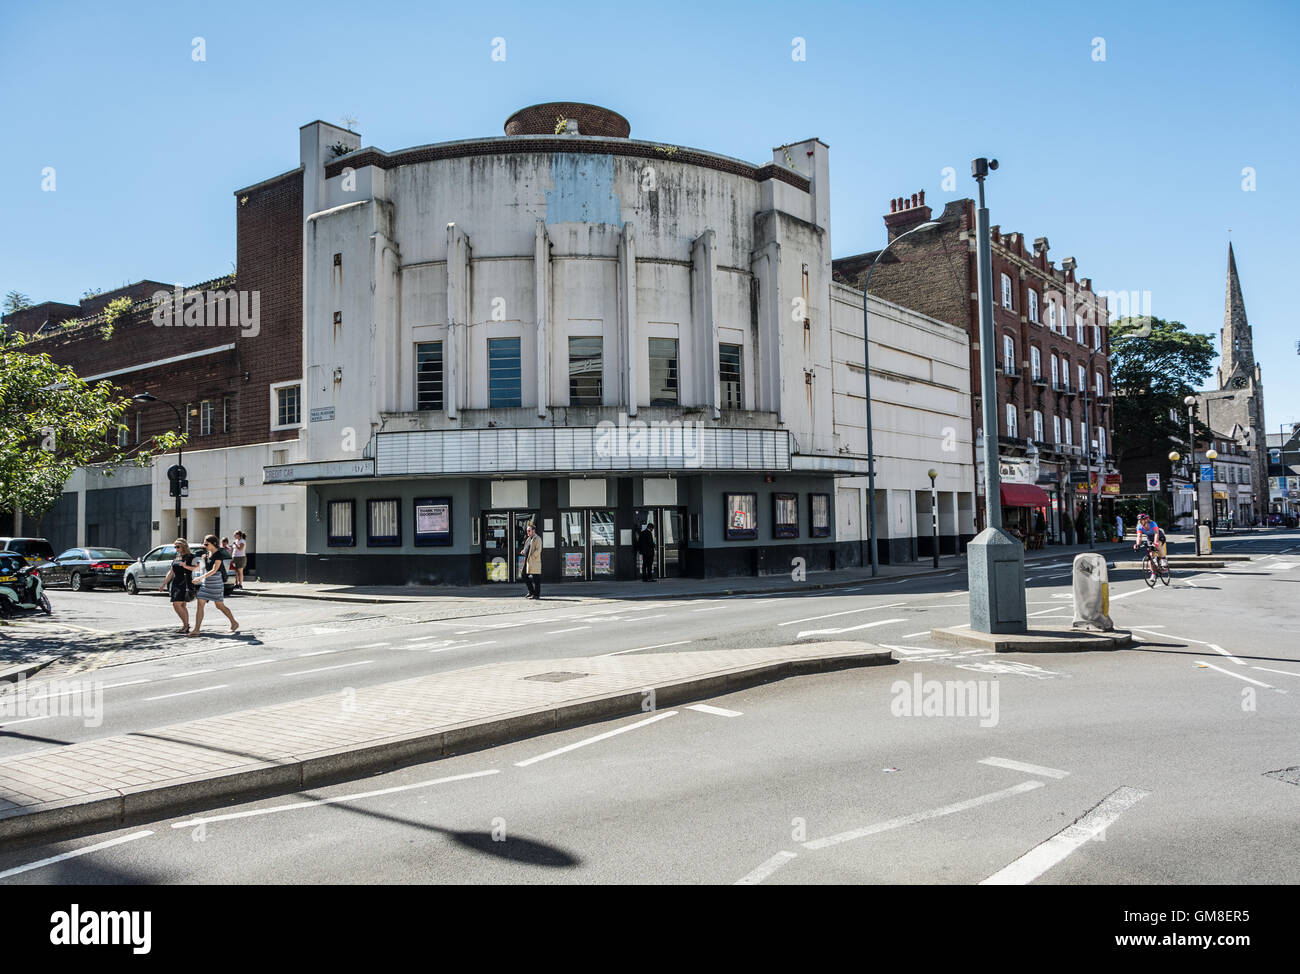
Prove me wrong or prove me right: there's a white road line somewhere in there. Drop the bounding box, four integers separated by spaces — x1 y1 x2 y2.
0 830 155 880
980 786 1150 885
143 684 228 702
599 640 692 657
102 679 152 689
796 618 905 639
1198 661 1274 688
1109 588 1148 600
1252 666 1300 678
514 711 678 767
283 660 374 677
356 642 391 649
687 704 742 717
1186 580 1199 588
1206 643 1245 666
297 650 337 658
734 850 798 885
692 606 729 612
427 640 496 653
803 781 1044 851
1028 606 1069 617
548 626 592 634
634 614 668 622
778 602 909 627
0 714 51 726
312 627 343 634
1129 626 1209 646
902 632 930 639
170 770 500 828
979 757 1071 780
944 592 968 598
233 659 274 668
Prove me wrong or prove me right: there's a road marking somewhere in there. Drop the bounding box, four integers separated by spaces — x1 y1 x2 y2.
599 640 692 657
796 618 905 639
692 606 729 612
297 650 337 658
902 632 930 639
803 781 1044 851
1206 643 1245 666
0 830 155 880
170 770 500 828
980 786 1150 885
233 659 274 667
1028 606 1069 617
312 627 343 634
144 684 228 701
944 592 968 598
1129 626 1209 646
734 850 798 886
687 704 742 717
427 641 495 653
283 660 374 677
548 626 592 634
979 757 1070 780
1252 666 1300 678
1198 661 1274 688
1109 588 1148 600
778 603 909 627
634 614 668 622
1185 580 1199 588
356 642 391 649
101 679 152 689
0 714 50 726
514 711 678 767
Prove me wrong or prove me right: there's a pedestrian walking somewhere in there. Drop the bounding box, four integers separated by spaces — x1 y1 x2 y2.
190 535 239 636
231 530 247 588
638 521 657 582
159 538 197 634
520 522 543 600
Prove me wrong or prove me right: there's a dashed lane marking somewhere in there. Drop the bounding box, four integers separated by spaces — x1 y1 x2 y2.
1198 661 1274 689
687 704 742 717
514 711 678 768
0 830 155 880
796 618 905 639
283 660 374 677
734 851 798 886
979 757 1071 779
778 603 910 627
598 640 693 658
143 684 228 702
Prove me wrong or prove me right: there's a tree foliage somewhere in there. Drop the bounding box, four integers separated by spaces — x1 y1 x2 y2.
1109 316 1215 463
3 291 32 315
0 331 183 520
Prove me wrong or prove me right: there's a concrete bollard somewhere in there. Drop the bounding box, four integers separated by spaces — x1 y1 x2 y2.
1071 552 1114 631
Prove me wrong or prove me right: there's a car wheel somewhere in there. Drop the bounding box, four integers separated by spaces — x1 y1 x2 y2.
70 572 83 592
125 575 138 595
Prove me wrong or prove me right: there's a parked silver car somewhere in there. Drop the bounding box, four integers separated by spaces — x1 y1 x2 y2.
124 542 236 596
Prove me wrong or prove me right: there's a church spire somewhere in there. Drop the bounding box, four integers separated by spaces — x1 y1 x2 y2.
1219 241 1253 388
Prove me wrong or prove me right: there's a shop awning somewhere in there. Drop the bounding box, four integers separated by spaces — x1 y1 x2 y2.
1000 483 1050 507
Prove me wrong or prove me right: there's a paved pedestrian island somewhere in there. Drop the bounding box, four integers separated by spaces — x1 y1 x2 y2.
929 626 1134 653
0 642 891 842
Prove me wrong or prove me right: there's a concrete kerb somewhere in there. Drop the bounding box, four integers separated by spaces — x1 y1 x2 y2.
929 626 1135 653
0 645 893 846
0 659 55 684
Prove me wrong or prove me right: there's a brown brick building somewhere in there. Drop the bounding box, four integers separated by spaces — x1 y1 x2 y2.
833 192 1115 541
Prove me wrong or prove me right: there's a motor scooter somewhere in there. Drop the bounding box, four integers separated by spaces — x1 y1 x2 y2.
0 561 52 618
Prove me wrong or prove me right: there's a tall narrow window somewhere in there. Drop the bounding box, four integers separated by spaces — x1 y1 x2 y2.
184 403 193 437
327 499 355 547
1051 354 1059 386
199 400 213 436
488 337 522 408
1065 420 1073 446
416 341 444 410
1097 428 1106 458
568 337 603 405
1053 415 1061 443
1000 273 1014 310
1075 314 1085 344
1030 346 1041 380
1005 403 1018 437
1033 410 1044 442
1078 364 1086 392
367 498 401 546
649 337 679 406
1095 372 1104 398
1049 301 1057 331
222 397 231 434
1028 290 1039 323
1002 335 1015 372
719 343 743 409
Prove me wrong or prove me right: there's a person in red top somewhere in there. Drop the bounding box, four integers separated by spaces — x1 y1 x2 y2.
1133 513 1167 572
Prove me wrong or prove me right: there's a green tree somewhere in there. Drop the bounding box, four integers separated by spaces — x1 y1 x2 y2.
0 331 183 522
1110 316 1216 464
3 291 32 315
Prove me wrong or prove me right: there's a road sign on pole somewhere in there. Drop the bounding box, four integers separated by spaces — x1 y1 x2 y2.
1146 473 1161 491
1200 463 1214 482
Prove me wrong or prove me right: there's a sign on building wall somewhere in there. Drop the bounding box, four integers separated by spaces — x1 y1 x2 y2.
413 497 452 546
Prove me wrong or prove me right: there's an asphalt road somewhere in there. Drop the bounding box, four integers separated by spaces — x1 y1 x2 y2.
1 532 1297 883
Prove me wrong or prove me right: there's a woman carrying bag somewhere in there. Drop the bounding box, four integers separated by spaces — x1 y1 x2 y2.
159 538 198 634
189 535 240 636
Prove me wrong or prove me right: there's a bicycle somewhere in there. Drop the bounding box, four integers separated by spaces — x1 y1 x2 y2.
1138 545 1170 587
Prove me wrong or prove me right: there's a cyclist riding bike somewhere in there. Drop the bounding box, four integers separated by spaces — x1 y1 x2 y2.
1133 513 1168 573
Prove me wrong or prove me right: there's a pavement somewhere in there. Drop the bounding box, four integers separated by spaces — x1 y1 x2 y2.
0 641 890 843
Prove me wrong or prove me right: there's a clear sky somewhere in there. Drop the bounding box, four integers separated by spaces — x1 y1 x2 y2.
3 0 1296 428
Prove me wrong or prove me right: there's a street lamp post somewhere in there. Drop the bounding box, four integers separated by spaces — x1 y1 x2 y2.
1185 396 1204 555
132 393 185 539
966 156 1027 635
860 218 940 576
927 469 939 569
1168 451 1181 526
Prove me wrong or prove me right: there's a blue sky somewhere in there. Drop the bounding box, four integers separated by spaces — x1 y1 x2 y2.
3 0 1297 428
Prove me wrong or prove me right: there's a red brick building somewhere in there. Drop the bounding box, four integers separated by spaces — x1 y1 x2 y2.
834 192 1115 542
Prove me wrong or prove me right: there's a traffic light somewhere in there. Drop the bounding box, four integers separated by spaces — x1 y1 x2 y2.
167 463 189 498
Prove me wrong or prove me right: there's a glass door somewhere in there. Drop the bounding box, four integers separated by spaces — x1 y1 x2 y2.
512 511 538 581
483 513 511 583
558 511 586 580
589 510 616 578
661 507 684 577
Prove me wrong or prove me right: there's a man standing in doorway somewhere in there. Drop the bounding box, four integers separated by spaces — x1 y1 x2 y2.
521 522 543 600
638 521 657 582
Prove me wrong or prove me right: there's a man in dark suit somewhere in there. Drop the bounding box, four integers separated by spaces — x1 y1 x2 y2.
638 521 657 582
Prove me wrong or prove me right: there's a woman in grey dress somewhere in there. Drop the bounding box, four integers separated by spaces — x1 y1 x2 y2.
189 535 240 637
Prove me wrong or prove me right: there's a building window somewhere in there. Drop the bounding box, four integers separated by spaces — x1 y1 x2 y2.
1005 403 1018 437
649 337 679 406
366 498 401 547
568 336 603 406
135 411 142 444
488 337 522 408
270 382 302 430
1028 290 1039 324
773 493 799 539
1002 335 1015 372
184 402 193 437
1075 314 1085 344
117 425 129 447
1051 354 1059 387
1081 422 1087 453
1093 320 1103 351
1053 415 1061 443
724 492 757 540
1078 364 1086 392
810 493 831 538
1065 420 1073 446
416 341 444 411
1033 410 1044 443
719 343 743 409
199 400 213 436
1049 300 1057 331
223 397 231 434
1000 273 1014 310
1097 428 1106 458
1095 372 1104 398
327 499 355 547
1030 346 1041 380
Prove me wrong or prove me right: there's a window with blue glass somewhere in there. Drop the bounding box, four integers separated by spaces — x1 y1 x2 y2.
488 338 522 408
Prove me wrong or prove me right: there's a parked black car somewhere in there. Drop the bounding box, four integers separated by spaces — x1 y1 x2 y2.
39 547 135 591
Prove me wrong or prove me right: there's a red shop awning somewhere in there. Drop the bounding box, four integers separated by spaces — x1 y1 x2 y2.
1000 483 1050 508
